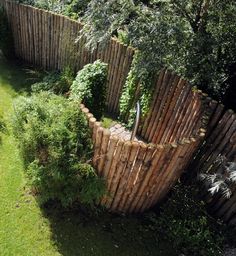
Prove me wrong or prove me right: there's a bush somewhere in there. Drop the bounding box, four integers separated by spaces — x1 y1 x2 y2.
12 92 105 207
31 67 74 95
146 184 225 256
70 60 108 120
63 0 91 19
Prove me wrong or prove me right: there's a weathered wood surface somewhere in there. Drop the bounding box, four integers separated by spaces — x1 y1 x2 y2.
3 0 134 114
4 1 236 220
81 105 202 213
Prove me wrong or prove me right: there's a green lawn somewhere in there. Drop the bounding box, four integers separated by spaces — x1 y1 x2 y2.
0 55 176 256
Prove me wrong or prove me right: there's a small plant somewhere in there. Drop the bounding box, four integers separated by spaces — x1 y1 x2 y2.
101 116 116 129
200 155 236 198
31 67 74 95
0 114 7 144
70 60 108 120
145 184 225 256
12 92 105 207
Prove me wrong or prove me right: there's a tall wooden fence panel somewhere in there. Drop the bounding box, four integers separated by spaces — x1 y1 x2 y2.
3 1 134 114
191 110 236 226
138 69 223 145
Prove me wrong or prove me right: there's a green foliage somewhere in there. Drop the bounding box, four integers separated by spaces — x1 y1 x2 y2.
119 57 154 128
62 0 91 19
0 115 6 134
0 114 7 144
82 0 236 102
70 60 108 120
147 184 225 256
12 92 105 207
31 67 74 95
200 155 236 199
18 0 91 18
101 116 116 129
0 7 14 58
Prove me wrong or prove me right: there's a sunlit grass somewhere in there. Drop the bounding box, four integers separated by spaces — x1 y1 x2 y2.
0 55 176 256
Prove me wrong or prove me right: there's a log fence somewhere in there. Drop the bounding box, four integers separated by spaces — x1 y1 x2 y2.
190 110 236 226
1 0 236 222
2 0 134 114
81 104 202 213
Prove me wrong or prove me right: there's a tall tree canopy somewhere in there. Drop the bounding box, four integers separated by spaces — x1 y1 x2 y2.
81 0 236 107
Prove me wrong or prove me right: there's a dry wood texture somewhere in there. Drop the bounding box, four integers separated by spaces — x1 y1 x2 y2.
81 105 202 213
4 1 236 219
3 1 134 114
3 1 209 144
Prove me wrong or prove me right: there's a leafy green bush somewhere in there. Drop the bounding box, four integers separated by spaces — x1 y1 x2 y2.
119 60 154 128
146 184 225 256
0 6 14 58
70 60 108 120
31 67 74 95
12 92 105 207
63 0 91 19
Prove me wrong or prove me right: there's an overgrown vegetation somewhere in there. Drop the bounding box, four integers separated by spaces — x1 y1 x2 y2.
70 60 108 120
0 55 179 256
146 183 226 256
0 114 7 144
119 59 154 127
81 0 236 113
12 92 105 207
31 67 74 95
200 155 236 198
18 0 91 19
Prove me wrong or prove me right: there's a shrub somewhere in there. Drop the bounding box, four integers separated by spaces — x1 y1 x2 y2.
31 67 74 95
63 0 91 19
146 184 225 256
200 155 236 199
70 60 108 120
12 92 105 207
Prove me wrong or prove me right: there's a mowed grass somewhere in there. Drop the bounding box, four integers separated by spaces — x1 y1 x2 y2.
0 55 176 256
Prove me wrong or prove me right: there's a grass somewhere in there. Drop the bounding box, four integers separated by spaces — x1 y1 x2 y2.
101 115 117 129
0 54 176 256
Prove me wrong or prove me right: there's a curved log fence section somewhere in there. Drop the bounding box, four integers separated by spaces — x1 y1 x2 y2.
138 69 208 144
2 0 134 114
81 105 202 213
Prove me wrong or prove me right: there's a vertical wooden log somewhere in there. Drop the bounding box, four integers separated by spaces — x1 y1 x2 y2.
109 141 132 211
97 129 111 176
103 139 125 207
115 142 141 212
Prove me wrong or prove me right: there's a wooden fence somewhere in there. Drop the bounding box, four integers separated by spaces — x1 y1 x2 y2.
2 0 134 114
190 110 236 226
138 69 211 144
2 1 210 143
2 0 236 220
81 105 201 213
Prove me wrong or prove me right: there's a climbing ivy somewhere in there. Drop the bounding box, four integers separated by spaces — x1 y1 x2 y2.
119 53 155 129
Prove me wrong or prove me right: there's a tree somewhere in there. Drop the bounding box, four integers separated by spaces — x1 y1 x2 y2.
81 0 236 107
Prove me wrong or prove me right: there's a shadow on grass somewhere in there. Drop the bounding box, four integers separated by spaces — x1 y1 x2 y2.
0 53 176 256
0 54 43 94
40 201 176 256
